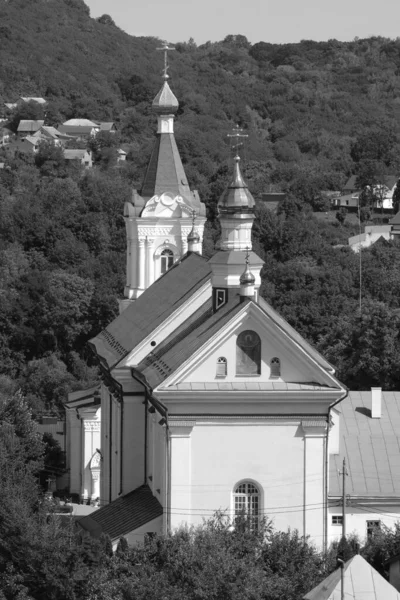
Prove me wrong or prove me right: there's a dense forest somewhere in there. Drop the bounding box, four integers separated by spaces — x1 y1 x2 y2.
2 0 400 414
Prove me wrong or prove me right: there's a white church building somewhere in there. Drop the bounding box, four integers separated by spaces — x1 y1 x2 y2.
70 52 400 550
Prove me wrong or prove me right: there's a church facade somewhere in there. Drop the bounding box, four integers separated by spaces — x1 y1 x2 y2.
76 57 352 549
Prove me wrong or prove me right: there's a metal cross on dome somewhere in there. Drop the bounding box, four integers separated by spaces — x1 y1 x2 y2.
227 124 248 155
191 209 197 227
245 246 251 265
156 42 176 80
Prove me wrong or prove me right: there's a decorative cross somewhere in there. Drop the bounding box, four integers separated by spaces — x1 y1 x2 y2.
227 124 248 154
245 246 251 265
191 209 197 228
156 42 176 80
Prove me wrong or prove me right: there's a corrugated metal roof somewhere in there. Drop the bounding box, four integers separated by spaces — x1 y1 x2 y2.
304 554 400 600
78 485 163 541
89 252 212 369
329 391 400 497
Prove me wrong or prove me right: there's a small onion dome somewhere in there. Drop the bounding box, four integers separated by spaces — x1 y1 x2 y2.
152 81 179 114
240 262 255 286
218 155 255 212
187 225 200 245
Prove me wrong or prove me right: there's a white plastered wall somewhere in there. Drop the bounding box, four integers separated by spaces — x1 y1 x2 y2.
168 420 326 545
328 506 400 546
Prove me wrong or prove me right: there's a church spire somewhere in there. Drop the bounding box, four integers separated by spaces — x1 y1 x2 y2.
217 131 256 251
208 128 263 309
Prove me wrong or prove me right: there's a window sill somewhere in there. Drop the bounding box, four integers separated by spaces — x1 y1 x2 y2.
235 374 261 378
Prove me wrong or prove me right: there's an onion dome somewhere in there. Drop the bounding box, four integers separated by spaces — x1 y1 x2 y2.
240 262 255 286
218 155 255 213
152 80 179 115
188 226 200 245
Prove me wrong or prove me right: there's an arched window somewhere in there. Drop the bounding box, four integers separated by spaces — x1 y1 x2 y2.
270 357 281 378
236 330 261 375
216 357 227 378
160 249 174 274
233 481 260 529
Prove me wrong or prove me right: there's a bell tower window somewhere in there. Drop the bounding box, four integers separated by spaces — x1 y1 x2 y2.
160 249 174 274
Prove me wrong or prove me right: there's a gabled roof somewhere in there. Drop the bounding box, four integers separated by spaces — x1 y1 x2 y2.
17 120 44 132
304 554 400 600
329 391 400 498
137 294 242 390
136 293 340 392
78 485 163 541
89 252 212 370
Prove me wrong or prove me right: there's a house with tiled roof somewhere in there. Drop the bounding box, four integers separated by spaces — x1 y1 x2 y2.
70 54 351 550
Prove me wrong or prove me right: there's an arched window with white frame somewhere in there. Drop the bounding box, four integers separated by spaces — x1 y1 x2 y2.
233 481 260 529
160 248 174 274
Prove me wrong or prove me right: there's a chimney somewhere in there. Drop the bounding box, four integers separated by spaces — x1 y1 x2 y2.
371 387 382 418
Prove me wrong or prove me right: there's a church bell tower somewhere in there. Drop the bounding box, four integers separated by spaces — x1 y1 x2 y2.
120 44 206 313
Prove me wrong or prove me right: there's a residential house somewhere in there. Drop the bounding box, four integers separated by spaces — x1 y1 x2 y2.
17 119 44 137
334 175 399 211
58 119 100 140
348 225 392 252
304 555 400 600
260 192 286 211
0 124 12 146
328 389 400 545
32 125 72 147
63 149 93 167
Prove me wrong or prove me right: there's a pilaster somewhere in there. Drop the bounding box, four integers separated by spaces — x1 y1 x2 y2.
169 421 194 529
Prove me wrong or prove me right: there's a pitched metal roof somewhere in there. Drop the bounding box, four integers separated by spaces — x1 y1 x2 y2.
89 252 212 369
78 485 163 541
58 125 96 135
329 391 400 498
167 382 335 391
304 554 400 600
137 295 242 390
17 120 44 132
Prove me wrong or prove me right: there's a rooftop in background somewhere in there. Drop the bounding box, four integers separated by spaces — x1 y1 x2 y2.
62 119 99 127
17 119 44 132
304 554 400 600
330 391 400 498
20 96 47 105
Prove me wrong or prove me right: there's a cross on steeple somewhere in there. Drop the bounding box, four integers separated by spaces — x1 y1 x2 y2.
227 124 248 156
191 209 197 227
156 42 176 80
245 246 251 265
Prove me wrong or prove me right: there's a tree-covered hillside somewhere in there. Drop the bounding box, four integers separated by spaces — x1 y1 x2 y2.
2 0 400 412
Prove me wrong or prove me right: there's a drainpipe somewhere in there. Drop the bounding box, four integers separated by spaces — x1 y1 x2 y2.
119 397 124 496
325 389 349 554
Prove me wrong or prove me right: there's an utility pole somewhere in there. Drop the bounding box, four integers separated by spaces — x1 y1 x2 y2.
338 457 348 539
